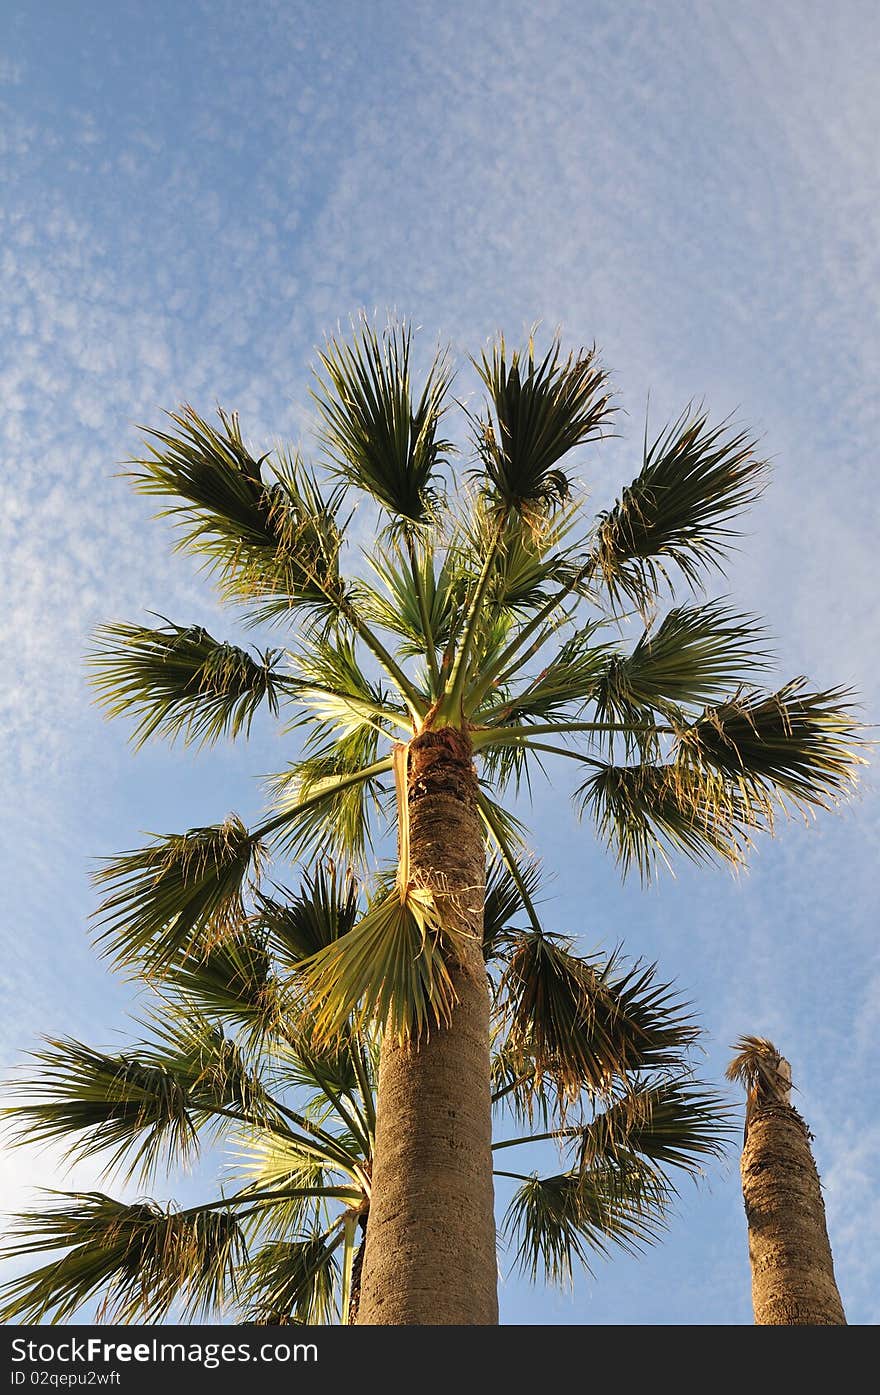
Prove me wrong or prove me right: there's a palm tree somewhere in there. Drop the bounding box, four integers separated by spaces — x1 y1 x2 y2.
0 863 731 1324
37 318 860 1323
726 1037 846 1325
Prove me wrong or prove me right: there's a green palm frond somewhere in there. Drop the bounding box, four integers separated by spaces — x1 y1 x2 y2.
591 603 770 739
2 1016 273 1185
230 1138 343 1241
291 630 401 740
0 1193 244 1324
298 888 461 1046
158 927 284 1045
579 760 757 880
242 1234 342 1325
2 1039 199 1182
472 336 613 519
144 1013 271 1126
89 620 284 748
675 681 863 816
483 853 543 961
502 1168 667 1285
256 864 360 972
312 318 452 524
575 1076 733 1177
499 938 700 1104
483 621 611 727
592 410 768 605
462 499 585 614
92 817 261 973
130 407 346 622
358 542 462 660
266 735 387 865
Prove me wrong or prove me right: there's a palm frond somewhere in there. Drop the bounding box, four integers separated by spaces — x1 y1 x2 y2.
312 318 452 523
675 680 863 816
242 1234 342 1325
499 937 700 1104
483 853 543 961
2 1015 273 1185
592 410 768 605
460 498 586 614
0 1192 244 1324
472 336 613 520
291 630 400 741
726 1034 794 1117
483 620 611 726
578 760 757 880
358 542 463 660
266 736 387 865
158 926 284 1045
255 864 360 971
2 1038 199 1182
92 817 261 973
591 603 770 740
502 1167 667 1285
575 1076 733 1177
89 619 284 748
130 407 346 622
298 887 464 1046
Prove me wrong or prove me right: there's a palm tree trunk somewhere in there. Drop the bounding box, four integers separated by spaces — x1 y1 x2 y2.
356 727 498 1324
741 1095 846 1325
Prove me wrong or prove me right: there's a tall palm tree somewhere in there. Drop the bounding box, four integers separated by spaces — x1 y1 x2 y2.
0 864 730 1323
50 319 859 1323
727 1036 847 1325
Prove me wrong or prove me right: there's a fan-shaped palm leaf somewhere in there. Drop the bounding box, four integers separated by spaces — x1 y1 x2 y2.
312 318 452 524
0 1192 244 1323
473 336 613 518
89 620 285 748
592 410 768 605
92 817 261 972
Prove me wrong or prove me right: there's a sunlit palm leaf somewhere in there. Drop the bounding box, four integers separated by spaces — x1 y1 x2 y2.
502 1168 667 1285
266 736 387 865
592 410 768 605
312 318 452 523
486 621 611 726
298 889 461 1046
591 603 770 741
358 542 462 660
242 1234 342 1325
2 1018 272 1185
579 760 757 880
473 336 613 519
675 681 862 815
291 630 400 740
130 407 346 621
89 620 285 749
92 817 261 972
461 500 585 613
0 1192 244 1323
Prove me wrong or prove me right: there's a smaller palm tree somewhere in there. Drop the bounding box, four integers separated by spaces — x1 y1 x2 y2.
0 864 731 1324
727 1036 846 1325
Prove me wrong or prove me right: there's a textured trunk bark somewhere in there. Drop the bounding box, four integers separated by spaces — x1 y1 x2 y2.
356 727 498 1325
741 1102 846 1325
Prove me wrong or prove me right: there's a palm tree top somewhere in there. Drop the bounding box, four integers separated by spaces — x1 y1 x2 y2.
81 316 863 1044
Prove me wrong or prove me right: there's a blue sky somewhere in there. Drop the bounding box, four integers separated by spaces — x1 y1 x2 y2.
1 0 878 1325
